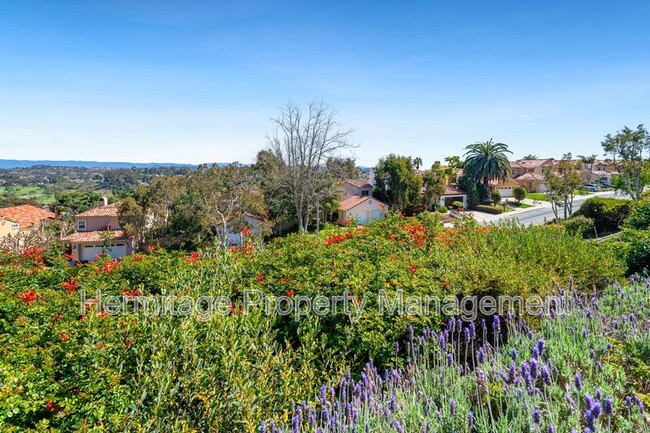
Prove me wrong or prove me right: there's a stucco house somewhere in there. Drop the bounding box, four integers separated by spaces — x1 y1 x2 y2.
342 179 373 198
439 185 467 208
0 205 55 242
62 198 133 261
337 195 387 226
490 179 520 199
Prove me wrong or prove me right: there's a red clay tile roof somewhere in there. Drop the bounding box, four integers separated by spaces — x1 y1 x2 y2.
0 205 55 229
515 159 555 168
62 229 128 243
345 179 373 189
514 172 546 181
443 185 466 196
338 195 385 211
76 202 120 217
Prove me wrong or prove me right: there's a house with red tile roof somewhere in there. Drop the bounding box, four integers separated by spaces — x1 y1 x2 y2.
62 197 133 261
0 205 55 240
337 195 387 226
439 185 467 208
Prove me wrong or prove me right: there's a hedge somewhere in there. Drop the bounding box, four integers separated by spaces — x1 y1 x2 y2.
573 197 636 234
475 204 503 214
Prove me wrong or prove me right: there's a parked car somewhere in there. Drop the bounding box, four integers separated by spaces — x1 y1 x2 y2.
599 181 612 188
583 184 600 192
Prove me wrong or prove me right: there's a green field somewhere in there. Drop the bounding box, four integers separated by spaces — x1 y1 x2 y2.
0 185 55 204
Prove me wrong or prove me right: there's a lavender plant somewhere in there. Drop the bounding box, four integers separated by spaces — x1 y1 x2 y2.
266 277 650 432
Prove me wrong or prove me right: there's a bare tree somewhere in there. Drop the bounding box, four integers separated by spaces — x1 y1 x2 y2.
267 101 355 232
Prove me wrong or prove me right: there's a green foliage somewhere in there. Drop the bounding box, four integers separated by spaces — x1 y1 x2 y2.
609 229 650 274
560 215 595 238
0 217 626 432
452 201 464 209
513 186 527 202
458 176 479 209
475 204 503 214
373 154 423 213
574 197 636 234
436 205 448 213
625 201 650 230
601 124 650 201
463 139 512 185
490 190 501 206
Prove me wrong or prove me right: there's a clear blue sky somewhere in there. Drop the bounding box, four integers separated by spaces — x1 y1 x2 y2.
1 1 649 166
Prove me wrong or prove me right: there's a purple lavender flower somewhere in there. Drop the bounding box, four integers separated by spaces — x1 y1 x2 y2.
541 366 551 385
626 396 632 408
532 346 540 360
592 402 602 418
595 388 602 400
447 353 453 366
259 421 266 433
511 347 517 361
536 339 545 354
529 358 539 378
604 396 613 415
390 420 404 433
585 409 595 430
574 373 583 390
493 315 500 332
469 321 476 338
585 393 594 411
547 423 556 433
566 393 576 411
583 328 589 338
477 346 486 364
589 349 595 359
464 327 470 341
533 407 541 424
450 398 456 416
468 411 474 430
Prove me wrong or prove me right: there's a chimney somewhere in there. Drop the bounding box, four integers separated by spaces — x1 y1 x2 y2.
99 197 108 207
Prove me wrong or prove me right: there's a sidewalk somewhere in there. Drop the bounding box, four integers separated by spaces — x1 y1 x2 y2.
471 198 549 224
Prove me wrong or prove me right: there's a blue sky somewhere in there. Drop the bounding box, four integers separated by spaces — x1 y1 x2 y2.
1 1 649 166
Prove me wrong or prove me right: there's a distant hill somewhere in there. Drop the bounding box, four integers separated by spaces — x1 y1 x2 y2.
0 159 203 169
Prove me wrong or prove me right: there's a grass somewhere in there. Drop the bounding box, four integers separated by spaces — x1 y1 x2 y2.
0 185 55 205
526 193 550 201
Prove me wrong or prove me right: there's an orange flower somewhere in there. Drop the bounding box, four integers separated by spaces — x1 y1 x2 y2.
59 332 69 341
185 251 200 263
61 277 79 294
256 272 265 284
406 264 418 274
286 289 295 298
443 280 450 288
280 277 292 284
18 290 38 305
242 226 251 236
147 245 155 253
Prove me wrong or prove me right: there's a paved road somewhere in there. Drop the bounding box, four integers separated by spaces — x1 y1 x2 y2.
475 191 629 226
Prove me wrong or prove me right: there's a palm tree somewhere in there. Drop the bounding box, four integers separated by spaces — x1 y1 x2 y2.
463 139 512 186
577 154 597 172
412 157 423 171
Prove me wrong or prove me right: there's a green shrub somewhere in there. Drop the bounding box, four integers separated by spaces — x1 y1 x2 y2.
452 201 464 209
612 229 650 274
436 205 448 213
561 215 596 238
625 201 650 230
475 204 503 214
513 186 527 202
490 190 502 206
573 196 636 234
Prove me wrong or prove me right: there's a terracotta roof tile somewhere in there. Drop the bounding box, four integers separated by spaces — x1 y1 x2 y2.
443 185 466 196
76 202 120 217
62 230 127 243
0 205 55 229
345 179 373 189
338 195 386 211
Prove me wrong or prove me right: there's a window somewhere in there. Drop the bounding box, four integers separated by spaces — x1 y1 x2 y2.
12 223 19 230
78 220 86 230
361 190 369 196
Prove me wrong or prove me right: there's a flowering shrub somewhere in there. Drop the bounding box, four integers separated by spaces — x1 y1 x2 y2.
0 214 627 432
268 278 650 432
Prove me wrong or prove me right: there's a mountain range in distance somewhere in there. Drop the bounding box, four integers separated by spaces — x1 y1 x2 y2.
0 159 212 169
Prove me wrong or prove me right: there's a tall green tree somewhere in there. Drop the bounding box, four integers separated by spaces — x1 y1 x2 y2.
421 163 447 210
463 139 512 186
577 154 598 172
373 155 423 213
601 124 650 201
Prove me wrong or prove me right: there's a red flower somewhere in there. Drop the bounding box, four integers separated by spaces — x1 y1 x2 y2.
63 253 74 261
119 288 141 297
242 226 251 236
125 340 134 347
286 289 295 298
18 290 38 305
147 245 155 253
61 277 79 294
406 264 418 274
79 314 86 322
46 401 60 412
102 259 119 274
59 332 69 341
443 280 450 288
98 310 108 319
185 251 200 263
133 254 144 262
256 272 265 284
388 235 396 241
280 277 292 284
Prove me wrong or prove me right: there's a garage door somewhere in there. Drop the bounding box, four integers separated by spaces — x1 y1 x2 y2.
81 243 128 261
81 244 104 261
356 211 369 225
370 210 384 221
